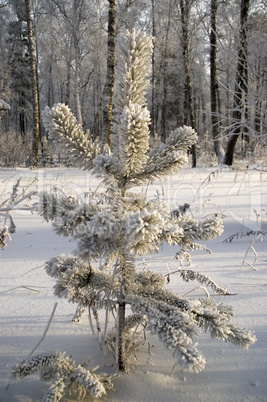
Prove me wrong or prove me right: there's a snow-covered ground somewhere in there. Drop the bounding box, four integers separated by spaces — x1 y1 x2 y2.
0 165 266 402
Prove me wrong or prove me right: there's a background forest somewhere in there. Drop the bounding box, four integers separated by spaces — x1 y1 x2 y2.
0 0 266 167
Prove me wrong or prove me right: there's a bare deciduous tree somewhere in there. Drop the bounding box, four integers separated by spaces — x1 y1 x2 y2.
210 0 224 163
223 0 250 166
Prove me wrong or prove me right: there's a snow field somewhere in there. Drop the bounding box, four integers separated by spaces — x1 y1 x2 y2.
0 166 266 402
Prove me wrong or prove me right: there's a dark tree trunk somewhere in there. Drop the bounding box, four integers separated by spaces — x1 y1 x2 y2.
0 44 14 131
253 63 261 135
117 248 129 372
25 0 39 168
118 300 126 371
210 0 225 163
223 0 250 166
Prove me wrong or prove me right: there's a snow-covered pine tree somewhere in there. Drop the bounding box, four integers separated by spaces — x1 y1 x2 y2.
11 29 256 400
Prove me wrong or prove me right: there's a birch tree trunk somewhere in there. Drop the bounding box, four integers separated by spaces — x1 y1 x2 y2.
223 0 250 166
25 0 39 168
73 0 83 125
151 0 156 138
161 1 172 142
210 0 224 163
179 0 197 167
102 0 116 147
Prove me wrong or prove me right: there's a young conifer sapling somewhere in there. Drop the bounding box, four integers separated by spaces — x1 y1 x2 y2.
10 29 256 401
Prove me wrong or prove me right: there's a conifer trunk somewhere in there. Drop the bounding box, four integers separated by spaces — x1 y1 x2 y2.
117 206 127 372
118 299 126 371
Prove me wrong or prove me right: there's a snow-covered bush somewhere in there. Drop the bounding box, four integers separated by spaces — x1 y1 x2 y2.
11 29 256 400
0 131 31 167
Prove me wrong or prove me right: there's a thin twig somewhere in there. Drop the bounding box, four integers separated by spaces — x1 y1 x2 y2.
92 306 102 350
88 306 96 336
192 167 226 203
6 302 58 391
241 234 261 270
19 264 44 278
27 302 58 358
5 285 45 293
182 286 210 298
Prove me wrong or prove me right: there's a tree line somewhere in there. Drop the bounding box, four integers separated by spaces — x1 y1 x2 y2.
0 0 266 167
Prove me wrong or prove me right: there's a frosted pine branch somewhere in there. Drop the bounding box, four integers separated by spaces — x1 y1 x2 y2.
67 365 108 399
114 29 153 113
135 270 166 291
40 191 113 239
11 352 58 380
192 298 256 348
11 352 112 400
112 29 152 158
125 209 165 255
39 192 78 223
226 324 257 349
45 255 119 307
179 269 234 296
92 153 122 185
43 378 66 402
129 295 205 373
178 215 224 246
42 103 101 170
124 313 144 333
174 243 212 265
133 271 192 311
75 214 122 260
119 126 197 187
119 103 150 176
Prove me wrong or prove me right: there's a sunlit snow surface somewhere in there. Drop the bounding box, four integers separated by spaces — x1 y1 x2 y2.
0 166 266 402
